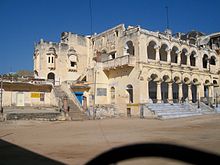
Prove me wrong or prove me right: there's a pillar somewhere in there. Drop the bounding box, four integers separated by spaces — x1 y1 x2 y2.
186 54 190 66
167 50 171 63
168 82 173 103
146 80 149 103
195 56 198 67
188 84 192 102
209 85 214 103
156 81 162 103
207 60 210 70
178 83 183 102
155 48 160 62
139 79 148 103
196 85 200 102
200 84 205 98
177 52 181 65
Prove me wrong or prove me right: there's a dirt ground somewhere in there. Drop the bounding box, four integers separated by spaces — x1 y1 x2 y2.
1 114 220 165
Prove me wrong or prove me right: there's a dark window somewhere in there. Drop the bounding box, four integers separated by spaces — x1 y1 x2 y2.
71 61 77 67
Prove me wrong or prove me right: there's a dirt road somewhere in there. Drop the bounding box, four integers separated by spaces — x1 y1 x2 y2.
1 114 220 165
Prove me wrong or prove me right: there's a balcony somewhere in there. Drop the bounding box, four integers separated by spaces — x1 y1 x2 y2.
102 55 136 70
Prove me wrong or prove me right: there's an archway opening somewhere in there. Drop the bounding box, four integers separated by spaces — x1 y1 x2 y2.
203 54 208 68
126 41 135 55
110 87 115 104
181 49 187 65
159 44 168 61
126 84 133 103
210 56 216 65
190 51 196 66
149 74 158 103
147 41 156 60
172 77 179 103
191 84 197 103
47 72 55 80
171 46 178 63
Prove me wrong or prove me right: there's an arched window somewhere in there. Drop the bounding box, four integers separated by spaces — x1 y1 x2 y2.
181 49 187 65
171 46 178 63
124 41 135 56
47 47 57 69
126 84 133 103
147 41 156 60
159 44 168 61
210 56 216 65
190 51 196 66
68 48 78 70
203 54 208 68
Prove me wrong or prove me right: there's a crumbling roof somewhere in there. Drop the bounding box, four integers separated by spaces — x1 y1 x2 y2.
2 82 52 92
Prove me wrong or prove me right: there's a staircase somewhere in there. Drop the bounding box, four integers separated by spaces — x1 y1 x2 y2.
53 85 89 121
146 103 203 119
190 102 216 115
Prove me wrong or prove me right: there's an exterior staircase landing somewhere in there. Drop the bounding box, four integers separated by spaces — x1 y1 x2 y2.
54 86 89 121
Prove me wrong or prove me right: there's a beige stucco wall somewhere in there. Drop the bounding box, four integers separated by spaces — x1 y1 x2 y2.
2 91 57 107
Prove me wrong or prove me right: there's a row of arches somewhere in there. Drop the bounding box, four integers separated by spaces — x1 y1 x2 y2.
110 76 218 104
147 40 217 67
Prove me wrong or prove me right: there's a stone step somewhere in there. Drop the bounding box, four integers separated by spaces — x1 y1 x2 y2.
6 112 61 121
156 111 201 116
159 113 202 119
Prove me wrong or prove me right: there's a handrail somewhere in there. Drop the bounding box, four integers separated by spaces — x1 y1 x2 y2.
60 83 83 111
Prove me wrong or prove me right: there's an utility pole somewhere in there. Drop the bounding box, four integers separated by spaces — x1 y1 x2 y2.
0 77 3 114
165 6 170 29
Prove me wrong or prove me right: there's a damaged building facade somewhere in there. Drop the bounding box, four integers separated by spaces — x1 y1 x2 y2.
33 24 220 117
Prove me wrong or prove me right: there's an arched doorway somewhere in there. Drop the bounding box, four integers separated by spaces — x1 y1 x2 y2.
204 86 209 97
110 87 115 104
172 82 179 103
148 74 158 103
149 80 157 103
47 72 55 84
181 49 187 65
126 85 133 103
191 84 197 103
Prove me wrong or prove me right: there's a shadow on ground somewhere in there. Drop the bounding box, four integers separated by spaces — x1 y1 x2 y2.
0 139 65 165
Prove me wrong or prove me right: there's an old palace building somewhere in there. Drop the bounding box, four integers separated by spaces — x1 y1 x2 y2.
33 24 220 117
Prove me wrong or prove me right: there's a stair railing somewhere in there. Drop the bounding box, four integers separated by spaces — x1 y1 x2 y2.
60 82 83 111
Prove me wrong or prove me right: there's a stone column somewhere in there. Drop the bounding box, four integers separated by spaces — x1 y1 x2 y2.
186 53 190 66
167 49 171 63
188 84 192 102
195 56 198 67
196 84 200 102
146 80 149 103
168 82 173 103
200 84 204 98
155 48 160 62
177 52 181 65
156 81 162 103
209 85 214 103
178 83 183 102
207 60 210 70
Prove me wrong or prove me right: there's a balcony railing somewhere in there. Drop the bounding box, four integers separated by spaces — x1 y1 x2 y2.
102 55 136 70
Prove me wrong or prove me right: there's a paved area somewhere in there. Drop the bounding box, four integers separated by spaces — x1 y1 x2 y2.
1 114 220 165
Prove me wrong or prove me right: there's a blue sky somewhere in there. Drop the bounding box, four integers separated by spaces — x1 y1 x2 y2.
0 0 219 74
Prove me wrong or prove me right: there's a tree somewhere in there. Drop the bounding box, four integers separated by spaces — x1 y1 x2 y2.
16 70 34 78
